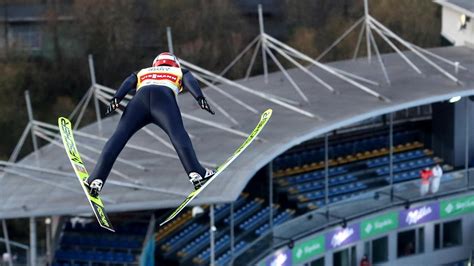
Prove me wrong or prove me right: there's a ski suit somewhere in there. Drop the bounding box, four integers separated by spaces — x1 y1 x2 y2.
87 66 207 185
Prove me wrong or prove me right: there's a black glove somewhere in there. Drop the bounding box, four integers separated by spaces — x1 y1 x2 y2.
105 97 119 116
197 96 215 115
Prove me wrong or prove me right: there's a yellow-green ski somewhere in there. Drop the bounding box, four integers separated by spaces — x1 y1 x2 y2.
58 117 115 232
160 109 273 227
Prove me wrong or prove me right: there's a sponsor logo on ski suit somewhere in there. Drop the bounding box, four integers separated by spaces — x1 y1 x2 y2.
136 66 183 95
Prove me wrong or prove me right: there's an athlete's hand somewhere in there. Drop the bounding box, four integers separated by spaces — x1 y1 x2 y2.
197 96 215 115
105 97 119 116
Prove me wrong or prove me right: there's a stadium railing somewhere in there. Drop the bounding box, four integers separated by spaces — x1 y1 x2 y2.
234 167 474 265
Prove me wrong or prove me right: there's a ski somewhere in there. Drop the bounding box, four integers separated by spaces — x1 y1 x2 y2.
58 117 115 232
159 109 273 226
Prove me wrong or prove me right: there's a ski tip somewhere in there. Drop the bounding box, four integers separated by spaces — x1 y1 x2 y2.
262 109 272 119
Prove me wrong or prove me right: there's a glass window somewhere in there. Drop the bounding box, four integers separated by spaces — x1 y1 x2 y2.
443 220 462 248
372 236 388 263
333 245 356 266
310 257 324 266
397 229 416 257
434 223 441 250
417 227 424 253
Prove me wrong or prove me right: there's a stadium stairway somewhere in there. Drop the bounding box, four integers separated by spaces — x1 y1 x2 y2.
53 218 149 266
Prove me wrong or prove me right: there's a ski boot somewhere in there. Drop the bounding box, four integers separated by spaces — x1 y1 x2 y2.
188 168 216 190
83 179 103 197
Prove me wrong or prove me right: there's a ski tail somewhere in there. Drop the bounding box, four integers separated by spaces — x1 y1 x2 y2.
58 117 115 232
159 109 272 227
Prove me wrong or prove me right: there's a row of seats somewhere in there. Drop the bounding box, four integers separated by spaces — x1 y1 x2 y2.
275 141 423 177
274 131 420 170
278 149 428 188
375 157 434 176
255 210 295 236
224 198 264 224
193 235 231 265
215 241 247 266
282 151 433 197
177 231 210 258
366 149 426 167
60 235 141 249
55 250 134 263
296 182 367 202
161 222 202 252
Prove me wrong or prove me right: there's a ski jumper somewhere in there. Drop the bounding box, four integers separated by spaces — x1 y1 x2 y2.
87 66 207 185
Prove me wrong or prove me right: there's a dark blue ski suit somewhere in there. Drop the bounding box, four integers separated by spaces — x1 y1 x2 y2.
87 69 207 185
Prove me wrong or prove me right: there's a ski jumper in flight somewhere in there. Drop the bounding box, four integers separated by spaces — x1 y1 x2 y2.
84 52 216 196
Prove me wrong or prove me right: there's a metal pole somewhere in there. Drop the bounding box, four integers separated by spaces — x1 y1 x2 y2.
166 27 174 54
230 203 235 265
465 98 470 187
363 0 371 62
210 204 215 266
269 161 274 230
30 217 37 266
258 4 268 84
88 55 102 136
389 113 394 200
325 134 329 208
1 220 13 266
25 90 39 165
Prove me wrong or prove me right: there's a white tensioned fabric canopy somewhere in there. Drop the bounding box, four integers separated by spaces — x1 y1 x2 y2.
0 46 473 219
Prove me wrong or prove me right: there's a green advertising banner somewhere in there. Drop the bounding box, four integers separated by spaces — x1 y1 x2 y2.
360 211 398 239
441 194 474 218
292 235 325 264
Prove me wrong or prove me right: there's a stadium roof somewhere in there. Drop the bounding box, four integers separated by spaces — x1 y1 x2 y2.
0 45 473 219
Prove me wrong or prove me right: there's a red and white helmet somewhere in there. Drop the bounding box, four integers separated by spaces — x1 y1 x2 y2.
152 52 180 68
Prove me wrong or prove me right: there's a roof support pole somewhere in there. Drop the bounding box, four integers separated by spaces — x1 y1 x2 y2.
316 17 365 61
258 5 268 84
230 202 235 265
245 39 262 80
267 41 337 93
324 134 329 209
368 27 391 85
2 220 13 266
194 73 259 114
369 20 422 74
30 217 37 266
89 55 102 136
210 204 216 266
264 46 309 103
24 90 39 166
166 27 174 54
269 161 273 231
389 112 394 200
74 86 94 130
364 0 371 62
353 22 365 60
465 98 470 188
369 17 461 84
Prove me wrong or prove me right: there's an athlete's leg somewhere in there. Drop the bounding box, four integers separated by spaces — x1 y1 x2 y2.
149 88 206 177
87 95 150 185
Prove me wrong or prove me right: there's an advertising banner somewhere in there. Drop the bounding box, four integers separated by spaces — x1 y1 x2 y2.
266 248 292 266
399 202 439 228
440 194 474 218
360 211 398 239
325 223 360 250
292 235 325 264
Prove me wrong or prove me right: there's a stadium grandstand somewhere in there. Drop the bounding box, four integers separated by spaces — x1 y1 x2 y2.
1 1 474 266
